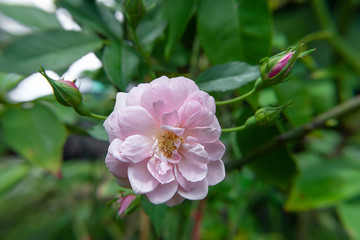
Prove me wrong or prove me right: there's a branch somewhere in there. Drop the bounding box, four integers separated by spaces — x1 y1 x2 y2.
226 94 360 171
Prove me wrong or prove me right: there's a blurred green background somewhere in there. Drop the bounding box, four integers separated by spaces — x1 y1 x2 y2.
1 0 360 239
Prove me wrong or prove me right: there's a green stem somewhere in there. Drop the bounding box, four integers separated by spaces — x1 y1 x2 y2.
125 14 156 79
298 30 333 44
226 94 360 171
216 87 256 106
89 113 107 120
311 0 360 76
222 116 256 133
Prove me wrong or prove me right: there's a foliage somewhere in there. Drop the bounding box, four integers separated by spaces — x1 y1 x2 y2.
0 0 360 239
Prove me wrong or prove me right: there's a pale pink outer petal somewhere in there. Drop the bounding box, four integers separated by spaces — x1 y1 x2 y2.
120 135 154 163
178 100 202 125
174 166 194 191
140 82 174 119
103 113 119 142
150 75 170 86
177 157 207 182
183 107 214 129
165 193 185 207
114 92 128 110
206 160 225 186
183 91 216 114
126 83 148 106
118 106 157 139
202 140 226 161
185 127 221 144
104 93 128 142
177 178 208 200
180 143 209 164
128 161 159 194
105 153 129 178
168 77 199 109
146 180 178 204
108 138 130 163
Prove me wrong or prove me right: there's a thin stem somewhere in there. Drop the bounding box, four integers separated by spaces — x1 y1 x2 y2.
216 87 256 106
226 94 360 171
222 125 247 133
89 113 107 120
222 116 256 133
311 0 360 76
125 14 156 79
298 30 333 44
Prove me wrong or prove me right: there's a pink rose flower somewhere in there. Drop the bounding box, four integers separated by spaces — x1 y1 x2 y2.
104 76 226 206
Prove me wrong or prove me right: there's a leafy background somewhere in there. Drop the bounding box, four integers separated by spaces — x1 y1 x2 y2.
1 0 360 239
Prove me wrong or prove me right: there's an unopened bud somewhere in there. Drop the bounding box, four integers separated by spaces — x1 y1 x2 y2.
117 194 138 217
255 104 289 127
256 44 304 90
39 67 82 107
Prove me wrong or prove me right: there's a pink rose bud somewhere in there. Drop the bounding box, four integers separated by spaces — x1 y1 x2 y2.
104 76 226 206
254 104 288 127
256 44 306 90
267 51 293 78
39 67 82 107
117 194 137 217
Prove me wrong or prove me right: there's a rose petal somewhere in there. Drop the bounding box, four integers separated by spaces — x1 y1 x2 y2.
177 178 208 200
105 153 129 178
178 100 202 125
128 161 159 194
126 83 148 106
177 157 207 182
207 159 225 186
162 109 179 126
175 166 194 191
147 157 175 184
169 77 199 109
203 140 226 161
108 138 129 163
183 107 214 129
140 82 174 119
165 193 185 207
118 106 157 139
180 143 209 164
120 135 154 163
146 180 178 204
185 127 221 144
184 91 215 114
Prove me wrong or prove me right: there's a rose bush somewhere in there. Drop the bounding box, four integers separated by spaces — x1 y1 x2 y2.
104 76 225 206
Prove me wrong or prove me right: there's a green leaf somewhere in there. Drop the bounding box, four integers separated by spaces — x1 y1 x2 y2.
0 162 29 196
0 72 24 97
337 200 360 240
274 78 313 126
102 41 139 90
0 3 61 30
2 104 67 174
237 0 272 64
136 19 167 45
236 105 298 189
88 123 108 142
164 0 195 59
0 29 103 75
141 197 168 237
196 61 260 92
197 0 272 64
285 161 360 211
56 0 122 39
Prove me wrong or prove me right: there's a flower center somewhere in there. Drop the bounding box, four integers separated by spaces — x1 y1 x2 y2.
158 131 182 158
